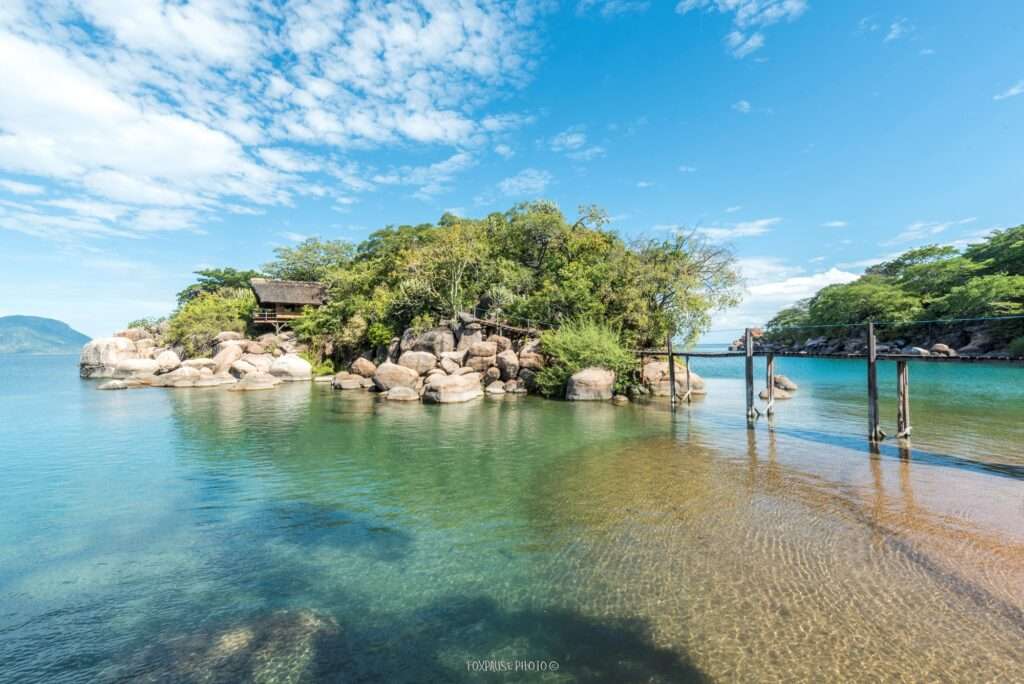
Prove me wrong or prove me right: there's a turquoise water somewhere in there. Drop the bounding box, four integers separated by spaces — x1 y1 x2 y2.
1 354 1023 682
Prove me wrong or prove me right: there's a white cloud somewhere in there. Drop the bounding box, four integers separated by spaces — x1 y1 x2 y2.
822 220 847 228
550 127 588 152
0 1 547 242
732 99 752 113
725 205 742 213
698 217 779 241
380 152 476 201
712 263 859 335
568 146 606 161
677 0 808 58
725 30 764 58
498 168 552 196
280 231 309 242
994 80 1024 101
884 18 909 42
577 0 652 17
636 180 655 188
494 143 515 158
0 179 45 195
884 217 976 245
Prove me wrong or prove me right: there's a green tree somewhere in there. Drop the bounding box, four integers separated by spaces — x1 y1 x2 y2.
165 288 256 357
264 238 354 281
176 267 262 305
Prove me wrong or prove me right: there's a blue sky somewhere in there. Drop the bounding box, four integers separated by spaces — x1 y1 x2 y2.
0 1 1021 340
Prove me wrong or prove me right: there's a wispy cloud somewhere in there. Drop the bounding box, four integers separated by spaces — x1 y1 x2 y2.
994 80 1024 101
884 18 910 42
494 144 515 159
725 205 742 213
677 0 808 58
577 0 651 16
698 217 780 241
822 220 847 228
280 231 309 242
732 99 752 113
884 217 977 245
0 1 546 242
0 179 45 195
498 169 553 196
636 180 655 188
679 165 697 173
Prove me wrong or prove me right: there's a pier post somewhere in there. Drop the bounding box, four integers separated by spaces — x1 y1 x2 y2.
667 335 677 410
896 360 911 438
765 352 775 416
867 322 884 442
684 355 692 403
745 328 755 424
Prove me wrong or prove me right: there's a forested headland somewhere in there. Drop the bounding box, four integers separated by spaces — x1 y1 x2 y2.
763 225 1024 356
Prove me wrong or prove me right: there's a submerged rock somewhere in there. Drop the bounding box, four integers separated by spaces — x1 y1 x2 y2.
566 367 614 401
229 374 279 391
133 609 339 683
98 380 127 390
759 388 792 400
773 374 798 391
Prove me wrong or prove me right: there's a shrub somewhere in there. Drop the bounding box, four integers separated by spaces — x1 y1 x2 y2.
534 320 636 397
1008 336 1024 358
165 288 255 357
300 351 335 376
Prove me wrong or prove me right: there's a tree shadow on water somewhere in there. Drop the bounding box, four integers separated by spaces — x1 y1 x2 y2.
125 594 707 683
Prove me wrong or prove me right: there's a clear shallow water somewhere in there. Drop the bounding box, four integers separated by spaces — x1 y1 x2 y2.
1 354 1023 682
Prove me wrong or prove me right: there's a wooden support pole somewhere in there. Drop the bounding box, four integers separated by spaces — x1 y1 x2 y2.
867 322 884 442
745 328 755 423
667 335 677 410
684 355 692 403
897 360 911 438
765 352 776 416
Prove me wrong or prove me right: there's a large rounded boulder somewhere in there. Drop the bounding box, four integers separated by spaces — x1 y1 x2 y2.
350 357 377 378
422 372 483 404
413 327 456 356
566 367 615 401
641 361 706 397
372 362 419 391
398 350 437 375
269 354 313 381
80 337 138 378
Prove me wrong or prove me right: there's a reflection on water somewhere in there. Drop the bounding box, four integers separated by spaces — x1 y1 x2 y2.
0 355 1022 682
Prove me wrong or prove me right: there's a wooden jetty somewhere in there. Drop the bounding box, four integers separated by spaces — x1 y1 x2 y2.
636 325 1024 443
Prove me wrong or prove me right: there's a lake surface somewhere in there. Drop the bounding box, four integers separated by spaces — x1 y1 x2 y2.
1 354 1023 682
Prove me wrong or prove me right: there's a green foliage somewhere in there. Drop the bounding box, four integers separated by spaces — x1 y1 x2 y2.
126 315 166 332
299 351 335 376
177 268 261 305
263 238 354 281
165 289 255 357
764 225 1024 347
534 321 636 398
1008 336 1024 357
275 203 740 361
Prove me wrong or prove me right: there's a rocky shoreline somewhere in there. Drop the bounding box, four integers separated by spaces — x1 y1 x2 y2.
729 326 1015 359
80 314 707 404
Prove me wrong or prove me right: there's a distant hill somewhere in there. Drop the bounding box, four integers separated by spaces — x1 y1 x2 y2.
0 316 90 354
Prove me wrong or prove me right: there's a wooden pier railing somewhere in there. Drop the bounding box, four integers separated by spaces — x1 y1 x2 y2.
636 325 1024 443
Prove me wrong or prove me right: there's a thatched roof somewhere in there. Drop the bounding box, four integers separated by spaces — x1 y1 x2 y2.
250 278 326 306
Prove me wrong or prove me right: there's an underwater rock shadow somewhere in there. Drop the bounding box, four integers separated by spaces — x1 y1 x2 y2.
245 499 414 563
125 594 707 683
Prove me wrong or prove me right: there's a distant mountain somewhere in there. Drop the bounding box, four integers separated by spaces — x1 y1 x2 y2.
0 316 90 354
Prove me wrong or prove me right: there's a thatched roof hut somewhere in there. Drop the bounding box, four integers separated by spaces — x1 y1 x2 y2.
250 278 326 329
